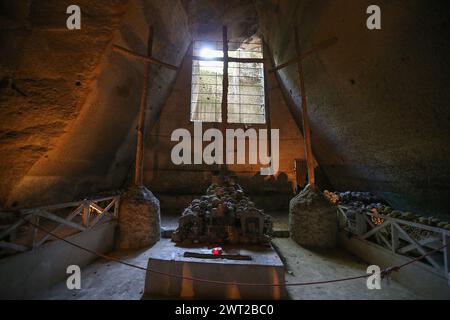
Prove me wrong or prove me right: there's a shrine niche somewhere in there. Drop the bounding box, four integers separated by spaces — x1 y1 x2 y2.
172 176 273 246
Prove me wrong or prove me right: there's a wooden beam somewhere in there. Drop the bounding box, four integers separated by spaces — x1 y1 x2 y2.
36 210 86 232
398 236 441 255
31 215 40 249
134 26 154 186
82 201 90 227
112 45 178 70
0 218 25 241
89 199 116 228
364 211 450 235
35 206 82 247
443 234 450 282
113 196 120 218
295 28 316 187
89 203 104 214
391 222 400 253
363 216 392 250
393 222 441 271
17 195 117 213
0 241 29 252
270 37 338 72
360 220 391 240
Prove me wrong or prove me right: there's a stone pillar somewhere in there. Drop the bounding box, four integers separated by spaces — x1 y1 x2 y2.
118 186 161 250
289 185 337 249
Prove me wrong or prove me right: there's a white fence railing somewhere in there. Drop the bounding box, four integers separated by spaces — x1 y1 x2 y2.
0 196 120 256
337 205 450 283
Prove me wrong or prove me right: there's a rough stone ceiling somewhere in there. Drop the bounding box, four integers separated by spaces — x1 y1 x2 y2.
181 0 259 40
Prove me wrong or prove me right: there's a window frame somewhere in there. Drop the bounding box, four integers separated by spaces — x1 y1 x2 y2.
190 39 267 125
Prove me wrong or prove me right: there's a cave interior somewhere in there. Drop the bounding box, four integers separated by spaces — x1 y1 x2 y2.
0 0 449 300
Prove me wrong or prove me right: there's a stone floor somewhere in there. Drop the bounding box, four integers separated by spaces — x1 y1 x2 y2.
273 238 419 300
35 236 420 300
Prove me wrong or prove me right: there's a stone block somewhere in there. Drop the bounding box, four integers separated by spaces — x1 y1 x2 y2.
118 186 161 250
289 186 337 248
144 240 289 299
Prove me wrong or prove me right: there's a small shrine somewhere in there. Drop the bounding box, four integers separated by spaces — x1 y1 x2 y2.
172 176 273 246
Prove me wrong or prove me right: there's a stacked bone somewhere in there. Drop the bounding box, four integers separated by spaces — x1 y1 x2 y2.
172 176 272 246
324 191 450 230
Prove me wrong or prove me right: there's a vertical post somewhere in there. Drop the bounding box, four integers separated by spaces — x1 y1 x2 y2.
82 200 90 228
443 234 450 285
263 41 272 157
391 222 399 253
294 28 315 188
220 26 229 174
114 196 120 219
31 215 39 249
135 26 154 186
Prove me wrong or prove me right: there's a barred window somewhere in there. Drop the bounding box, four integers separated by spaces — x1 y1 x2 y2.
190 37 266 124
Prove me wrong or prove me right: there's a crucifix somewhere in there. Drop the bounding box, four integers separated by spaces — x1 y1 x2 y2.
112 26 178 186
270 28 338 188
191 26 266 174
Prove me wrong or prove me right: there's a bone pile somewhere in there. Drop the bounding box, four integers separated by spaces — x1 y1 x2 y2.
324 190 450 230
172 177 273 246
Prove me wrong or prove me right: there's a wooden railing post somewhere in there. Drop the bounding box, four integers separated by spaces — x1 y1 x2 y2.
0 195 120 254
82 200 90 228
391 222 399 254
28 214 39 249
444 234 450 285
114 196 120 219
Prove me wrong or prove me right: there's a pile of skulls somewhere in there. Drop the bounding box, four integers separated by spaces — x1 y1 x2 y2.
324 191 385 205
172 177 273 246
324 190 450 230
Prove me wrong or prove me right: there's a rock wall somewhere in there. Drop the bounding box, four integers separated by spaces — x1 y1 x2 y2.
0 0 128 207
0 0 191 208
256 0 450 216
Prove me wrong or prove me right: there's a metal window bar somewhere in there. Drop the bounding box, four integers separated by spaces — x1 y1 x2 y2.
191 38 266 124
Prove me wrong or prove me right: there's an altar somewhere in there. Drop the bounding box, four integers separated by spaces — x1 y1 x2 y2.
143 240 289 300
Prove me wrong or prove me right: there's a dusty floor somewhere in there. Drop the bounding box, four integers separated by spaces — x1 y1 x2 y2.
273 238 419 300
35 236 420 300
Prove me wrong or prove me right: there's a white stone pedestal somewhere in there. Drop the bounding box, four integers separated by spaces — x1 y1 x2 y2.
144 240 289 300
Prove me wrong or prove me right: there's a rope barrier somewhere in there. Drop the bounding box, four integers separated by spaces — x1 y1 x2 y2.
22 218 449 288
